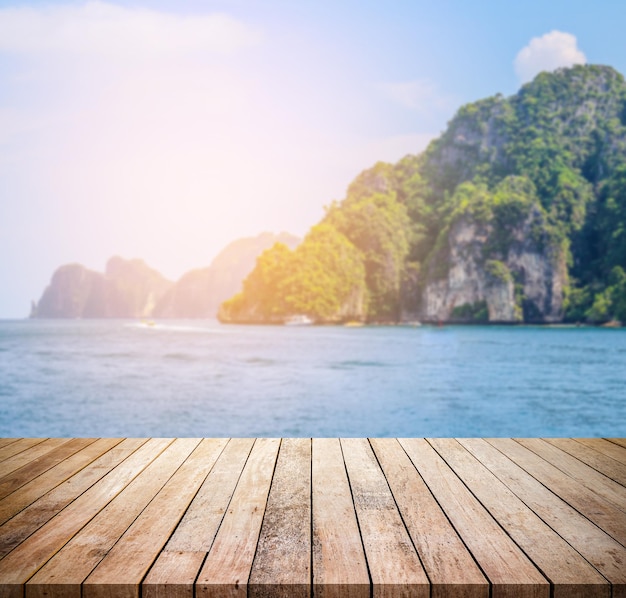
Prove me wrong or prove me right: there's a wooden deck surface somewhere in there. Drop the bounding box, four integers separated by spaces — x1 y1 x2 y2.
0 438 625 598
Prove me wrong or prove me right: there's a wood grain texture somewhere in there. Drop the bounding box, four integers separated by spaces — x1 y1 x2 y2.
430 438 608 598
544 438 626 486
249 438 311 598
143 438 253 596
489 438 626 545
371 438 488 598
515 438 626 510
196 438 280 598
0 439 19 451
0 438 123 526
27 438 210 598
342 438 428 598
83 439 226 598
608 438 626 451
0 438 148 560
144 551 205 598
0 438 96 501
0 438 170 586
459 438 626 592
0 438 47 464
1 438 625 598
312 438 369 598
0 438 70 479
400 438 549 598
164 438 253 552
576 438 626 466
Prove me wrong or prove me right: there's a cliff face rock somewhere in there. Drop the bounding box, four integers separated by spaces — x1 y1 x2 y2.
154 232 300 317
33 233 300 319
32 257 172 318
420 206 567 323
104 256 172 318
32 264 108 318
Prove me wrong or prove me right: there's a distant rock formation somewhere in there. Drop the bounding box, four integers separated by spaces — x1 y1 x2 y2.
31 264 110 318
31 257 173 318
31 232 300 319
153 232 300 318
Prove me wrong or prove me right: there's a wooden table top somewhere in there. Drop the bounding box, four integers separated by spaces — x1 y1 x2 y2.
0 437 625 598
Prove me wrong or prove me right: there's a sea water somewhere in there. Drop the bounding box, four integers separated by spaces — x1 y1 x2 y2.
1 319 625 437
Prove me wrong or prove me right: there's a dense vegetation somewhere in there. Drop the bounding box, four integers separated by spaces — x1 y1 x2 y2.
220 65 626 324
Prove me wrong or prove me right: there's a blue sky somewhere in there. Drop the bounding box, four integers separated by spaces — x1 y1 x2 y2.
1 0 626 317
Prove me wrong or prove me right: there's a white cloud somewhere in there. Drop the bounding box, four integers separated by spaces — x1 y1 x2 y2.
379 79 453 114
0 1 260 57
515 30 586 83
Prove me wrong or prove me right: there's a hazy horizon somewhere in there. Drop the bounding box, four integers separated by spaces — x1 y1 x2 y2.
2 1 626 317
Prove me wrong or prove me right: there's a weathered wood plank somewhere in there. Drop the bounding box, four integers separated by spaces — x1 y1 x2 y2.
608 438 626 451
544 438 626 487
341 438 428 598
0 437 624 598
249 438 311 598
0 438 97 501
460 438 626 594
430 438 609 598
195 438 280 598
0 438 70 479
0 439 18 451
516 438 626 509
0 439 48 464
0 438 171 593
0 438 124 526
82 439 226 598
579 438 626 466
489 438 626 545
311 438 369 598
143 438 253 597
0 438 148 560
143 551 205 598
164 438 253 552
371 438 488 598
27 438 213 598
400 438 549 598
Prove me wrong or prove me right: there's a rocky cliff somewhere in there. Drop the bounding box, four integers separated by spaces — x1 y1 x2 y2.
219 65 626 325
421 206 566 323
32 257 173 318
154 232 300 318
32 232 300 319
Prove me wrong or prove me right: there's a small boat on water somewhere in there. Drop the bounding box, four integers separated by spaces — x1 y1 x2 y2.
284 314 313 326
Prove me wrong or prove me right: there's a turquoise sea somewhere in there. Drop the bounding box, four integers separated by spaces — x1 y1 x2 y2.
1 319 625 437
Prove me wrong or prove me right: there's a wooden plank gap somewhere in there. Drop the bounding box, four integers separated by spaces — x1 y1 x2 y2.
371 438 489 598
195 438 281 598
459 438 626 592
312 438 369 598
0 439 125 527
249 438 311 598
430 438 609 598
143 438 256 597
0 438 173 587
400 438 549 598
543 439 626 490
0 439 49 465
514 439 626 512
27 438 214 598
488 439 626 546
342 438 429 598
82 438 226 598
